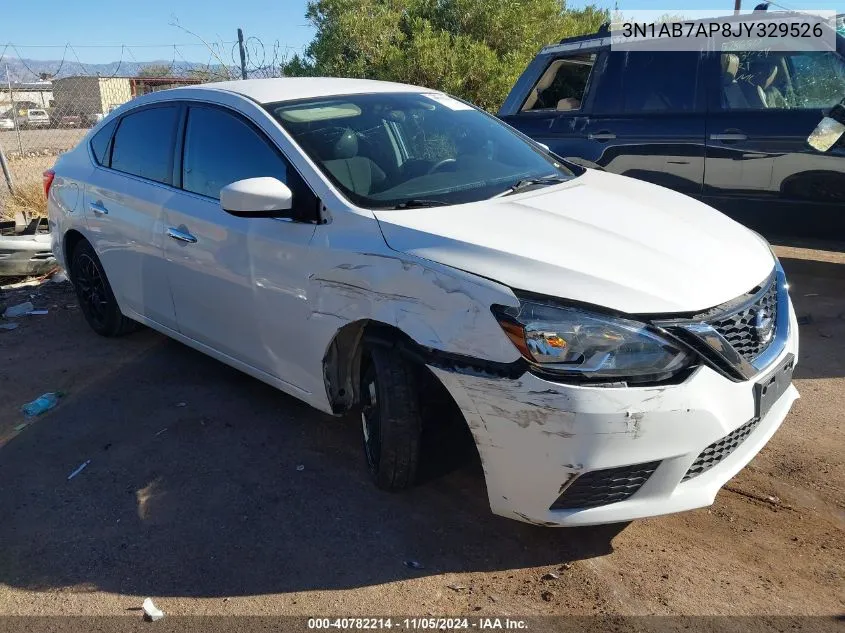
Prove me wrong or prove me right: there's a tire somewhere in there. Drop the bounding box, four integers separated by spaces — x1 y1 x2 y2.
360 346 423 491
70 240 136 337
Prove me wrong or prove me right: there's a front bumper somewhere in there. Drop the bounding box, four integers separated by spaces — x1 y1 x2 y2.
428 303 799 527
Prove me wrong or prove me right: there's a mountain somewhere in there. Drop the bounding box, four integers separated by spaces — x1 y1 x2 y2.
0 58 229 82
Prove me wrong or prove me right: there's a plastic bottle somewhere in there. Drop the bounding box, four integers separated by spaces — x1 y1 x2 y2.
21 392 62 417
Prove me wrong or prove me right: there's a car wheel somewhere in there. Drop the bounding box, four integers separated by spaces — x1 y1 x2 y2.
70 240 136 337
360 347 423 491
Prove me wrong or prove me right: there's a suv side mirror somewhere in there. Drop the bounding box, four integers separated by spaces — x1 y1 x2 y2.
221 177 293 218
808 101 845 153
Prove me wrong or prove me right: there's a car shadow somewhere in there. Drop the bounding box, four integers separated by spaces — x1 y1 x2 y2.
0 332 626 598
779 257 845 380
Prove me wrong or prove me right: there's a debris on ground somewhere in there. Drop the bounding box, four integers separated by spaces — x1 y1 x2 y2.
797 314 813 326
447 584 467 591
296 464 305 471
27 309 48 315
3 301 34 318
66 460 91 481
175 402 187 408
0 322 18 331
51 271 69 284
541 572 559 581
21 392 62 417
155 428 168 437
541 590 555 602
142 598 165 621
404 560 425 570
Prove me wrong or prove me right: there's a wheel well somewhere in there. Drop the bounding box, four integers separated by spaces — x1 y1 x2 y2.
322 320 417 414
62 229 87 272
322 320 476 476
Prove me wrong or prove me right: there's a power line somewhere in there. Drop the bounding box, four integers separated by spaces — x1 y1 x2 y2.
6 42 238 49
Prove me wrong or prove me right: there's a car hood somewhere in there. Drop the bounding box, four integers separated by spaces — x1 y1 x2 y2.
372 169 775 314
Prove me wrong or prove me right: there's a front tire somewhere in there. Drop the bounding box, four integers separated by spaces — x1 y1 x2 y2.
360 347 423 491
70 240 136 337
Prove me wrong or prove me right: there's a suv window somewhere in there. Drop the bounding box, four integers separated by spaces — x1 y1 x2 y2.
720 50 845 110
521 54 596 112
608 51 699 113
90 119 117 166
182 106 288 199
110 106 179 184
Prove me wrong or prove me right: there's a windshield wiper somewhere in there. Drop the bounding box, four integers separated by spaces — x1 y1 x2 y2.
497 175 568 197
389 198 450 209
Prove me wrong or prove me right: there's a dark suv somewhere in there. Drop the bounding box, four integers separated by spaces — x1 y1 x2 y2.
499 21 845 239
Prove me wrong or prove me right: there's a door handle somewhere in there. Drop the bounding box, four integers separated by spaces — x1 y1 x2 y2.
588 131 617 141
167 228 197 244
89 201 108 215
710 132 747 142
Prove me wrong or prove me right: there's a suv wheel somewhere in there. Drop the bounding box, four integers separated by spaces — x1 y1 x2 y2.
360 347 423 491
70 241 136 337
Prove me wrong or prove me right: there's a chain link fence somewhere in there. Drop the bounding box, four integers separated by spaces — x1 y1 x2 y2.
0 37 296 220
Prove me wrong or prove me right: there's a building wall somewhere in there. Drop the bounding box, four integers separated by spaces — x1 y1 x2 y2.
0 89 54 114
98 78 132 113
52 77 103 116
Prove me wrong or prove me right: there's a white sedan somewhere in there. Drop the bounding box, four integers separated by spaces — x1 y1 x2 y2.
47 78 799 526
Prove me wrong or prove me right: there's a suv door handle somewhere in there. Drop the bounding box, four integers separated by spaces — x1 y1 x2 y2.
710 131 748 142
89 201 108 215
167 228 197 244
588 131 617 141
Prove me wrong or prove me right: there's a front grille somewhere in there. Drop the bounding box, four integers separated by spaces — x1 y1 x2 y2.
710 278 778 362
682 418 760 482
550 461 660 510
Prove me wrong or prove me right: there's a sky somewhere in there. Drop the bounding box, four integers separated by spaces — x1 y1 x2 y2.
2 0 842 65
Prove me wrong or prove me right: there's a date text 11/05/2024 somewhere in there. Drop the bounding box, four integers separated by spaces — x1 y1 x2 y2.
307 618 529 630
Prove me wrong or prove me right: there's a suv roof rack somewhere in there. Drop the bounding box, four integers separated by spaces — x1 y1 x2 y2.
558 26 606 45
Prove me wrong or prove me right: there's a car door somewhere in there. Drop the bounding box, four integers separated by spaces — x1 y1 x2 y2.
162 102 318 387
83 105 180 330
704 47 845 238
498 44 604 156
579 48 707 197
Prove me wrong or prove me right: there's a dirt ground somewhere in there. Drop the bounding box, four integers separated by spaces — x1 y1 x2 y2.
0 244 842 619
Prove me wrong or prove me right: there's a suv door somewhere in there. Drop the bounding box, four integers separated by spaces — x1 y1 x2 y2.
163 102 318 387
84 105 180 329
499 42 605 155
579 48 706 196
704 47 845 238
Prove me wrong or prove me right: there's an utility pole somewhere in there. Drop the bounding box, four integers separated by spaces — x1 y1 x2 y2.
237 29 248 80
0 140 13 194
734 0 742 14
6 64 24 155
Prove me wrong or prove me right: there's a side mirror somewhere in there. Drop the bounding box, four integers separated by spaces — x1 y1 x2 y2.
808 102 845 153
221 177 293 218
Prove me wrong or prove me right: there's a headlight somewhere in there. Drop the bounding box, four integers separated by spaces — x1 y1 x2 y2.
493 301 691 382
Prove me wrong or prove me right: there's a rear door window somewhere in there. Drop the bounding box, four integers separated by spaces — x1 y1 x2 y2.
110 106 179 185
719 50 845 111
90 119 117 166
521 54 597 112
614 51 700 113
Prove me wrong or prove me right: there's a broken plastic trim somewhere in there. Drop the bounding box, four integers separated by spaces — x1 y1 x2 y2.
363 330 526 380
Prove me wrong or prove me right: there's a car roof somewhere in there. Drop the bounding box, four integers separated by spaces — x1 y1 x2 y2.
176 77 428 104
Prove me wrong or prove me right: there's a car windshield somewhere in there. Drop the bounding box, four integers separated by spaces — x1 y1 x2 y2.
267 92 577 209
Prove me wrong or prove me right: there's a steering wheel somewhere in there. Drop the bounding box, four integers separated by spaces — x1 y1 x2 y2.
427 158 457 174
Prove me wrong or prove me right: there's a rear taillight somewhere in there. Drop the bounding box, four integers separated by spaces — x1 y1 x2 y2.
43 169 55 198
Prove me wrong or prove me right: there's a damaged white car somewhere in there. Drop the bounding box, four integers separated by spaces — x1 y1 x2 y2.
47 78 799 526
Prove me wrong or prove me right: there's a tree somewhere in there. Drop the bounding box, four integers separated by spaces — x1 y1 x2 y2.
137 64 173 78
283 0 608 111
